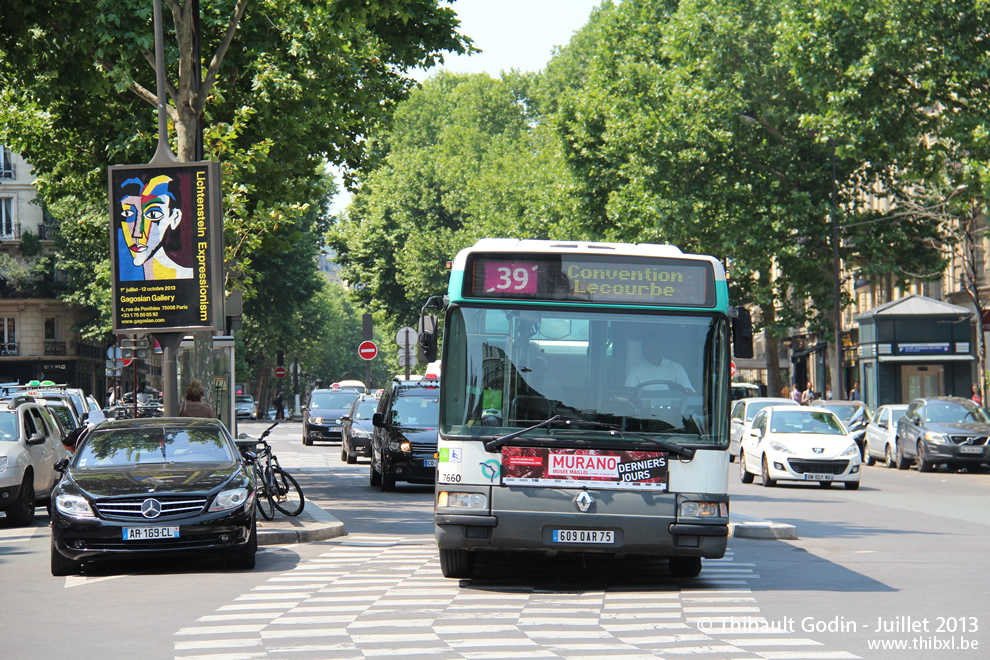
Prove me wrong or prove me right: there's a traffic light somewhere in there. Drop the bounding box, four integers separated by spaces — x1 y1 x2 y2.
417 315 438 363
277 350 284 366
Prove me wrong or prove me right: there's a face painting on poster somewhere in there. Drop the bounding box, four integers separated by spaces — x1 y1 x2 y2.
109 162 221 333
501 447 668 491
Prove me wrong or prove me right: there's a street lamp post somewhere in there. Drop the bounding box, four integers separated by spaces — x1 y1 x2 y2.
830 138 843 400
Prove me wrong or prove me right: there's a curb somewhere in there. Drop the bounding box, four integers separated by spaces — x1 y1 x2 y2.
257 503 346 546
729 513 798 540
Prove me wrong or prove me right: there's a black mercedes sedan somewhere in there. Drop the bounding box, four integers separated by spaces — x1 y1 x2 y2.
50 417 257 576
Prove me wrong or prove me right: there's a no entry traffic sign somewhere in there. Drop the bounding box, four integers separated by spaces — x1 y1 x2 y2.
359 340 379 361
275 366 287 378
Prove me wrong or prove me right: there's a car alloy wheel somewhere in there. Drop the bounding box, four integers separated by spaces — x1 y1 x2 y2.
885 444 895 469
761 456 776 487
739 451 754 484
917 440 934 472
863 440 875 466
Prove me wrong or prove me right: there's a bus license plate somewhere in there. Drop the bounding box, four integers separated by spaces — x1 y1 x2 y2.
552 529 614 544
804 473 833 481
123 526 180 540
959 446 983 454
424 459 437 467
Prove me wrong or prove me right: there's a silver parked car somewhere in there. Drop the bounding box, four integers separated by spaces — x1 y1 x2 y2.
863 404 909 468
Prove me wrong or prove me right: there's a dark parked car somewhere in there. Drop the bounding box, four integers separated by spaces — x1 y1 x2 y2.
302 389 361 446
340 394 379 464
50 417 257 575
811 400 872 459
370 378 440 491
895 396 990 472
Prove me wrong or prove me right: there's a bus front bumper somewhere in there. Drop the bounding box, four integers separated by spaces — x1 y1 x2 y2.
435 513 728 558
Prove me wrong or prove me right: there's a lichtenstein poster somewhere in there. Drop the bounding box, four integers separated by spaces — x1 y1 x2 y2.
109 162 223 333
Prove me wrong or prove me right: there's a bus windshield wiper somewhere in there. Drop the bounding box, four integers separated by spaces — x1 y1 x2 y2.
485 415 695 459
485 415 564 451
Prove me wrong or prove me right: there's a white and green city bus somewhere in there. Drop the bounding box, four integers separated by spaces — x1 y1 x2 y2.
427 239 753 579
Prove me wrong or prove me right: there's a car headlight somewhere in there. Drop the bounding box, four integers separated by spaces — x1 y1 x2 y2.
0 456 7 472
55 493 95 518
210 487 251 512
769 440 792 454
309 416 323 425
351 428 372 439
924 431 949 444
841 443 860 456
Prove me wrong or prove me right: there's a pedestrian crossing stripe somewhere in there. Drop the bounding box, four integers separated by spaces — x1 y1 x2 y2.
174 538 861 660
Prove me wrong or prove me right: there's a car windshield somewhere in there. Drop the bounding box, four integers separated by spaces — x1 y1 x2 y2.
310 391 359 409
47 405 77 431
74 426 236 466
924 401 990 424
747 400 797 422
354 399 379 420
816 403 864 422
0 411 16 440
441 306 729 445
770 410 845 435
392 393 439 427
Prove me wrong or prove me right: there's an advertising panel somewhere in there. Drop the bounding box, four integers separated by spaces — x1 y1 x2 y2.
108 162 223 333
501 446 669 491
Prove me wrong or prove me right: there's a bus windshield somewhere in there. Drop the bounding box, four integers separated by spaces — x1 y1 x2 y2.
441 305 729 446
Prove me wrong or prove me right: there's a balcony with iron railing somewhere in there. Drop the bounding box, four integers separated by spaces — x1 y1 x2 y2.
0 343 18 356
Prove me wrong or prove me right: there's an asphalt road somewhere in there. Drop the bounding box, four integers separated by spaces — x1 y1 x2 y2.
2 420 988 659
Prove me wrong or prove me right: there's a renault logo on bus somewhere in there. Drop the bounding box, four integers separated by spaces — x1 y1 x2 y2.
574 491 594 512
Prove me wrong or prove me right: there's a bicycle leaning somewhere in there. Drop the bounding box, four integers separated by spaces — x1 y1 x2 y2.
247 422 305 520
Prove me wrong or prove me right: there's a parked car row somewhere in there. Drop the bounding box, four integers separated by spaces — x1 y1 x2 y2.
733 390 990 485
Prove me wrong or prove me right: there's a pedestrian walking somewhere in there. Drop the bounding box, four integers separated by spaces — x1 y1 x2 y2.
971 384 982 406
848 382 860 401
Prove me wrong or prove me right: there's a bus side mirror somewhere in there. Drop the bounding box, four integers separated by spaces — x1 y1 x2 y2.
732 307 754 359
418 315 438 363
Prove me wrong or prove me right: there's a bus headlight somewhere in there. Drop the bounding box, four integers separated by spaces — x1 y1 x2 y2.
437 492 487 509
679 501 720 518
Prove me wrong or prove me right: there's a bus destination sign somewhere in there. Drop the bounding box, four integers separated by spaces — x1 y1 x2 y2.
466 254 715 307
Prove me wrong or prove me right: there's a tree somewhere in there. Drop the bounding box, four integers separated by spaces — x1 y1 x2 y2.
328 71 584 340
548 0 955 397
0 0 472 337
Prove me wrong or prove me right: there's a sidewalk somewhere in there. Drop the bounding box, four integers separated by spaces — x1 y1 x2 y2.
257 501 346 546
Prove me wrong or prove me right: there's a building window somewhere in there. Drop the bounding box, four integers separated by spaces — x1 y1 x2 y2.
1 146 12 179
0 317 15 354
0 197 12 237
45 317 57 341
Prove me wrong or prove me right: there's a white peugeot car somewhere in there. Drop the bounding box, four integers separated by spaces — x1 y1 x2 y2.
728 397 800 461
738 405 862 489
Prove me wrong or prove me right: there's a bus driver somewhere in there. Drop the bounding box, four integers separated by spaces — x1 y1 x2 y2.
625 336 695 394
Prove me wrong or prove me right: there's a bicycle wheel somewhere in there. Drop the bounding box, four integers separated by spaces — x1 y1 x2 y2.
254 465 275 520
270 468 305 516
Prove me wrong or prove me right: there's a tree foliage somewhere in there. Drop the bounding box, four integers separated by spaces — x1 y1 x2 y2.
0 0 471 387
